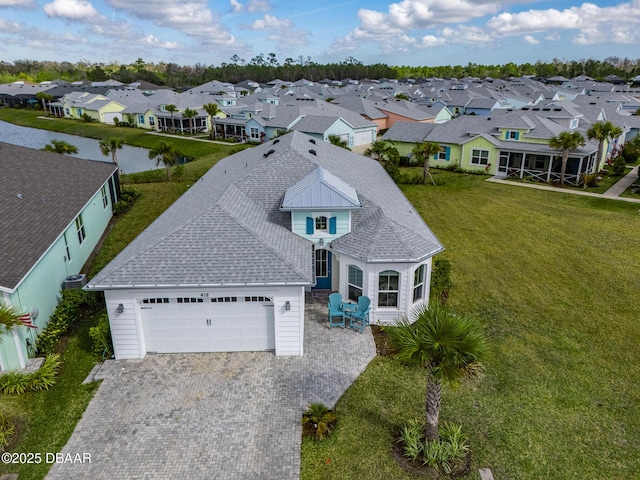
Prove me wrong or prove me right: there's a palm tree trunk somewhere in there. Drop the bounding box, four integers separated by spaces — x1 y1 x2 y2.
425 375 442 441
423 159 429 185
560 151 569 185
595 141 604 174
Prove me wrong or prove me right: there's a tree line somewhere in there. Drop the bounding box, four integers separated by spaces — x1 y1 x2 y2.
2 56 639 88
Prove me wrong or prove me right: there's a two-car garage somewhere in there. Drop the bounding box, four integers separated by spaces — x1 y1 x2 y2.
140 295 275 354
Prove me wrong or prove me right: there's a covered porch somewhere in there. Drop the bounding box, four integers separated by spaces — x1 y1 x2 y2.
497 147 597 186
157 115 207 134
214 117 248 142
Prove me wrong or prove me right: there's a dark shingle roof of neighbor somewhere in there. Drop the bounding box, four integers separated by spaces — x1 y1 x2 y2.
88 131 443 289
0 143 117 291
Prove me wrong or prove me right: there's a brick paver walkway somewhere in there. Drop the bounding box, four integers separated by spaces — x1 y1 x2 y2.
46 294 376 480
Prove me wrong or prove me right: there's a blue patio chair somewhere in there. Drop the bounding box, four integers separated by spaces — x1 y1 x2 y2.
348 296 371 333
327 292 345 329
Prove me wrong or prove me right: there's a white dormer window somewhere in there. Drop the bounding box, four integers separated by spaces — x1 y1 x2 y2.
570 118 579 129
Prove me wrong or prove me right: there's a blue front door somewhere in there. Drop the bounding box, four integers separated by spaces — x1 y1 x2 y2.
314 249 332 289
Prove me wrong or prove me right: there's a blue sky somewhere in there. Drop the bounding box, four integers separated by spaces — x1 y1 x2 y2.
1 0 638 67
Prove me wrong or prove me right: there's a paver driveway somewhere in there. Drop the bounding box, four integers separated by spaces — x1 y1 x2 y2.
46 295 376 480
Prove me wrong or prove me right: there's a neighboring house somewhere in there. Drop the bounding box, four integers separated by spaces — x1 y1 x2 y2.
383 110 600 185
57 92 126 124
86 131 443 359
0 82 56 108
0 143 118 371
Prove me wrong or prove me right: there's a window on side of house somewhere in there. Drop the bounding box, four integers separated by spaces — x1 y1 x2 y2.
508 131 519 139
63 232 71 262
471 149 489 166
348 265 363 301
101 185 108 208
138 115 145 124
250 127 260 139
75 215 86 244
437 146 449 160
378 270 399 307
315 216 327 232
149 117 155 126
413 265 425 303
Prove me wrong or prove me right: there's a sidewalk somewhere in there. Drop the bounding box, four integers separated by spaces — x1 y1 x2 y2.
487 165 640 204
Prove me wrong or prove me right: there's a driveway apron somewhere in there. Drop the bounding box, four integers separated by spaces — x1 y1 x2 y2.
46 294 376 480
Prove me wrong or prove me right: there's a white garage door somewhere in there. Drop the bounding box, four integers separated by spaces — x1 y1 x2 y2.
141 296 275 353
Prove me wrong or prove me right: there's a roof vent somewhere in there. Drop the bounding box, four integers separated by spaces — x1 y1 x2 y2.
63 274 87 290
263 149 275 158
309 139 316 144
309 149 317 156
272 139 280 144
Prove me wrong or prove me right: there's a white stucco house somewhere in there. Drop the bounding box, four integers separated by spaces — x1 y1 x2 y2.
87 131 443 358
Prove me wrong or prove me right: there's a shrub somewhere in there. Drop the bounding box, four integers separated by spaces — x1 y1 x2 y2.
0 412 15 450
302 403 336 440
89 313 113 359
431 257 452 303
443 162 463 173
0 354 61 395
611 155 627 175
398 420 423 460
113 187 141 216
580 172 600 188
81 113 95 123
35 290 100 355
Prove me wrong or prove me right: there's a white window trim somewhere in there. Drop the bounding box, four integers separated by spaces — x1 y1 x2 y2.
348 265 363 302
471 149 490 166
378 270 400 308
413 265 425 303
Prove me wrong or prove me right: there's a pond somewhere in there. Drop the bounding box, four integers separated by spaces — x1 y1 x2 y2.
0 120 160 174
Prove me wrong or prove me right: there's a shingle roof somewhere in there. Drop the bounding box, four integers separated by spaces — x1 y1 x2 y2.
0 143 117 291
88 131 442 289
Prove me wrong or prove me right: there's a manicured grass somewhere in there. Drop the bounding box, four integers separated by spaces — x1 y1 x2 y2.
0 108 245 160
302 170 640 480
0 315 101 480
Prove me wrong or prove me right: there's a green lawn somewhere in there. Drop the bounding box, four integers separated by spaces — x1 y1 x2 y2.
302 170 640 480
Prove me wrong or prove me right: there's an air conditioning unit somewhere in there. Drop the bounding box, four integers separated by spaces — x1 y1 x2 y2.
63 274 87 290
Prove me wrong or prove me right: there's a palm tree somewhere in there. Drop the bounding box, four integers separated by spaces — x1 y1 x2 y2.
43 140 78 155
328 134 350 150
148 141 179 180
587 121 623 174
412 142 442 185
549 131 586 185
35 92 53 115
99 137 124 167
387 301 489 442
203 103 220 139
364 140 400 178
182 108 197 135
165 104 177 133
0 303 26 338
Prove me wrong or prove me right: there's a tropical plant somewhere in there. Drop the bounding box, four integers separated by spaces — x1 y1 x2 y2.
183 108 197 134
364 140 400 179
35 91 53 114
412 142 442 185
165 104 177 133
549 131 586 185
0 354 61 395
0 412 15 450
328 134 350 150
43 139 78 155
148 141 180 180
587 121 623 173
99 137 124 167
398 419 423 460
203 102 220 139
301 403 336 440
0 303 25 338
89 313 113 358
611 155 627 175
387 301 489 442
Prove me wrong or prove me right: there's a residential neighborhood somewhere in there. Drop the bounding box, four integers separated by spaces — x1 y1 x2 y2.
0 70 639 480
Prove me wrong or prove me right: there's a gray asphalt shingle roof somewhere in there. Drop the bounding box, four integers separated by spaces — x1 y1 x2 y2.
0 143 117 291
89 131 442 289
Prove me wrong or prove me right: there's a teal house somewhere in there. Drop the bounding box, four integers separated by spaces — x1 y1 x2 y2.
0 143 118 371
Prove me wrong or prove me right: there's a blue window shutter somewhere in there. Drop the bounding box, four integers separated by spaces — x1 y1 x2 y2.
445 147 451 160
505 130 510 139
515 132 520 140
329 217 337 234
306 217 314 234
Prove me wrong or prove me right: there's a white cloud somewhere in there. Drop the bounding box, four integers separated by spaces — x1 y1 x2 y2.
0 0 34 6
105 0 244 48
43 0 105 23
141 34 179 49
230 0 269 13
523 34 539 44
0 17 22 32
249 14 310 49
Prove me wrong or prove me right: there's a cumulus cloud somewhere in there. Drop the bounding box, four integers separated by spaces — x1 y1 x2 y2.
43 0 105 23
0 0 34 6
230 0 269 13
105 0 244 48
141 34 179 49
0 17 22 32
523 34 539 44
249 14 310 49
